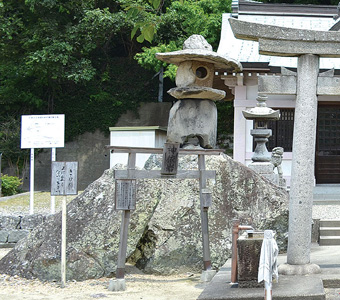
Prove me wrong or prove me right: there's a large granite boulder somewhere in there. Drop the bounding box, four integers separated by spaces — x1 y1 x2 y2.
0 154 288 280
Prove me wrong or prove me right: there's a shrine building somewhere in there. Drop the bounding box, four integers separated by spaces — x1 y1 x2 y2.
217 0 340 187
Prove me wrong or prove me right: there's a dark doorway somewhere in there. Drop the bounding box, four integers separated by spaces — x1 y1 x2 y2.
316 104 340 184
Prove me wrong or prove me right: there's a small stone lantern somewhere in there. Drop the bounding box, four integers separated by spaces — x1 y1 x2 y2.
156 35 241 148
242 95 280 182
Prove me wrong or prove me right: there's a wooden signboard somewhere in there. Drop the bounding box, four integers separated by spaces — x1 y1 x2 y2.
201 189 212 208
51 162 78 196
161 143 179 175
115 179 136 210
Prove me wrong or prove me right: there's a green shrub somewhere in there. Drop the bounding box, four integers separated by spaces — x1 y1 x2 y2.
1 174 23 196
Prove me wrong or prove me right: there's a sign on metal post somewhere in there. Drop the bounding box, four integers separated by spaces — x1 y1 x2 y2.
51 162 78 196
21 114 65 214
21 115 65 149
115 179 136 210
51 161 78 289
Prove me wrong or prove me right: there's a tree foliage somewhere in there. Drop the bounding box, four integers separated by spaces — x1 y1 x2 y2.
131 0 231 79
0 0 232 171
0 0 161 170
257 0 339 4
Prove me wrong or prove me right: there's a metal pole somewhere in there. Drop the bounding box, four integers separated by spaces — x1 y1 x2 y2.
231 219 240 283
0 152 2 198
61 195 67 288
51 148 56 214
30 148 34 214
265 280 272 300
158 66 164 103
198 154 211 271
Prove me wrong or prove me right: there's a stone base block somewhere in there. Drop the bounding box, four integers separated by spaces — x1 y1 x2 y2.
8 230 30 243
108 278 126 291
248 163 279 185
0 231 9 243
238 280 263 288
278 263 321 275
248 162 273 175
200 270 216 282
237 235 263 283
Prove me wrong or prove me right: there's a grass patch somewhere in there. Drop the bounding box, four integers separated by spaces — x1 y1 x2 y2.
0 192 80 214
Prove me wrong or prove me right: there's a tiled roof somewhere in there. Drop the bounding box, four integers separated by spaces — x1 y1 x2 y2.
217 13 340 69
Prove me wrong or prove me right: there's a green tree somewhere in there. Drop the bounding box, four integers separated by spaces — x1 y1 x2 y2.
256 0 338 4
132 0 231 79
0 0 234 171
0 0 160 170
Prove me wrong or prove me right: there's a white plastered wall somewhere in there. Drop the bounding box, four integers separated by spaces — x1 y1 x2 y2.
109 127 167 169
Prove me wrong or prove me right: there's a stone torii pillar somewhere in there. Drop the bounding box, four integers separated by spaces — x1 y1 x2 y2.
229 18 340 275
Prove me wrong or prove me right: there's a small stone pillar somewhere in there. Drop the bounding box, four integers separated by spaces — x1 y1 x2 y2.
156 35 241 148
237 231 264 288
242 95 280 183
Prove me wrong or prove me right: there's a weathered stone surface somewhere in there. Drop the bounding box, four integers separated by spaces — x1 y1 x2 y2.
0 231 8 243
168 87 225 101
0 168 159 281
0 216 20 230
8 230 30 243
0 154 288 281
21 215 46 230
129 154 289 274
183 35 213 51
166 99 217 148
229 18 340 57
259 75 296 95
237 235 263 287
156 35 241 71
287 54 319 266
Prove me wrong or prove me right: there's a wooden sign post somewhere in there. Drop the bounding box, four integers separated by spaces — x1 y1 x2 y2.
107 145 223 291
109 153 136 292
51 161 78 288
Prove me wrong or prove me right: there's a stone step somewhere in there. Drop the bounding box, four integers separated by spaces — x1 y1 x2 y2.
319 227 340 236
320 220 340 227
313 199 340 205
319 236 340 246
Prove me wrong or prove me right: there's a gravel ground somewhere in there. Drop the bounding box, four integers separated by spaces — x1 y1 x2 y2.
1 193 340 299
0 248 205 300
0 193 205 300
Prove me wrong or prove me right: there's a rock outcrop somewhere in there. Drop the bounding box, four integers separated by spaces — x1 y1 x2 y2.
0 154 288 281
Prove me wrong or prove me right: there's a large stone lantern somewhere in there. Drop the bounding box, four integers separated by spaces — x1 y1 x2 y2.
242 95 280 182
156 35 241 148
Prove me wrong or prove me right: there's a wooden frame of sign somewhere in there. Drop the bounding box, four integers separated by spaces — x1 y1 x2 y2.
107 145 223 291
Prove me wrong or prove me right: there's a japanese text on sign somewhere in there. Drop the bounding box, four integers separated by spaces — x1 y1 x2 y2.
115 179 136 210
161 143 179 175
51 162 78 196
21 114 65 149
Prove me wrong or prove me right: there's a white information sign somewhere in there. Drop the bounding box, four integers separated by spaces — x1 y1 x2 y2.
21 114 65 149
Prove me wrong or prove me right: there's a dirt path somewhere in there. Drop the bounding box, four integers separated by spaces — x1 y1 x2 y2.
0 249 205 300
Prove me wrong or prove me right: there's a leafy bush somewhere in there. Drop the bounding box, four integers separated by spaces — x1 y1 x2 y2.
1 174 23 196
